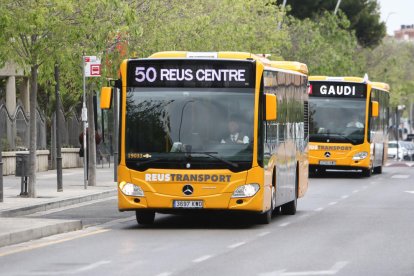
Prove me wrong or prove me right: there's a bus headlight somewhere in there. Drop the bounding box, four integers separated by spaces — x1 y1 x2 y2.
120 182 144 197
232 184 260 198
352 151 368 161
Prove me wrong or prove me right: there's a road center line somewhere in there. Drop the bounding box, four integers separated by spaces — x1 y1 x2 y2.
391 174 410 179
156 272 172 276
257 231 271 237
227 241 246 249
315 207 324 212
341 195 349 199
352 189 359 193
328 201 337 206
279 222 290 227
193 255 213 263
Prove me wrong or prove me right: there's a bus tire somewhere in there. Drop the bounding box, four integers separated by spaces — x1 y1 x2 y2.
136 211 155 225
257 187 274 224
281 169 298 215
373 166 382 174
362 167 372 177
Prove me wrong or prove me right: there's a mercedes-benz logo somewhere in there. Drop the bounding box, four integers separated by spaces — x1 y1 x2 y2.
324 152 331 158
182 185 194 196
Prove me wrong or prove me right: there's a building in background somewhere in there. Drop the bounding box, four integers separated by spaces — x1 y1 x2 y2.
394 25 414 41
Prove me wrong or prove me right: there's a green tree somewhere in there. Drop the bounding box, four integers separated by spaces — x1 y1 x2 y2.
0 0 77 197
281 12 365 76
277 0 386 48
365 38 414 106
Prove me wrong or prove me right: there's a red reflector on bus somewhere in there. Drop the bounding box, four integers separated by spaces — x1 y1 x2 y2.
308 84 313 94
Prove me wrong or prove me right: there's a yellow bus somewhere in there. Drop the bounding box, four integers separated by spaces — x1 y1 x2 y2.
308 76 390 177
101 51 309 224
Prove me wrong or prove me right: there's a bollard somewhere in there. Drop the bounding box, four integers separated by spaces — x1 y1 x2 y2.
0 151 3 202
16 153 29 196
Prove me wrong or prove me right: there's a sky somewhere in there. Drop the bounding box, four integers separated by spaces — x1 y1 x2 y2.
377 0 414 35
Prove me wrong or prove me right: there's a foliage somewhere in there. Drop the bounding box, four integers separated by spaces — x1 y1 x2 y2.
364 38 414 106
276 0 386 48
130 0 289 57
281 12 365 76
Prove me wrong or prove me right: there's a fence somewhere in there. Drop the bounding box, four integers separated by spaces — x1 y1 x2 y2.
0 101 46 151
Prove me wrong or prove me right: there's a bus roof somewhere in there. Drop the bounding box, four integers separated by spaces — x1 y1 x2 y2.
148 51 308 75
309 76 390 92
371 82 390 92
309 76 365 83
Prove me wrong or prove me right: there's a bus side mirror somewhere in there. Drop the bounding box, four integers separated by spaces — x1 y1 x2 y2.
265 93 277 121
371 100 379 117
100 87 112 109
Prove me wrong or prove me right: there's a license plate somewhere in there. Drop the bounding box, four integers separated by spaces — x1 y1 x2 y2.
173 200 203 209
319 160 336 165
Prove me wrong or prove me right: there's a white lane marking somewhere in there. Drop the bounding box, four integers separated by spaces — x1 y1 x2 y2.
361 185 368 190
156 273 172 276
193 255 213 263
341 195 349 199
76 260 112 273
257 231 271 237
0 229 109 257
228 241 246 249
259 261 348 276
314 207 324 212
21 260 112 275
405 191 414 194
279 222 290 227
391 174 410 179
328 202 337 206
352 190 359 194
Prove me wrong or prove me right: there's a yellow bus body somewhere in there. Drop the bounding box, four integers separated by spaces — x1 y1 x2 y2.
108 51 309 222
308 76 390 176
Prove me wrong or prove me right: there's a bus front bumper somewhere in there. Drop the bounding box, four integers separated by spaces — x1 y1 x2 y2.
118 189 264 213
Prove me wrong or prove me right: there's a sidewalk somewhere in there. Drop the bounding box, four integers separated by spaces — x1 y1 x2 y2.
0 167 117 247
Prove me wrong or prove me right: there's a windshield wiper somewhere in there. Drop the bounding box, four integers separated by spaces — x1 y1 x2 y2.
177 151 239 168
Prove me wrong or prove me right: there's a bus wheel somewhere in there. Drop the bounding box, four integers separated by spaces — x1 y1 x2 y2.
281 173 298 215
257 188 273 224
362 167 372 177
373 166 382 174
136 211 155 225
257 208 272 224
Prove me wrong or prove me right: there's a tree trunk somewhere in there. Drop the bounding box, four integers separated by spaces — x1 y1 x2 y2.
87 91 96 186
28 64 38 198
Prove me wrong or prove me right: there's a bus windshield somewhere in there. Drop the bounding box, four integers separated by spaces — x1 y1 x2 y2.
309 98 366 145
125 87 254 171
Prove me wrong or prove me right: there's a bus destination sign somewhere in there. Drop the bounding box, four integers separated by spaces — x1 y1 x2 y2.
127 59 254 88
310 82 367 98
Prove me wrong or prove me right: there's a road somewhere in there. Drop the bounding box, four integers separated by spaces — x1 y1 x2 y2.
0 166 413 276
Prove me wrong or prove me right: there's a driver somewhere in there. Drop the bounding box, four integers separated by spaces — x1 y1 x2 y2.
346 114 364 128
221 115 249 144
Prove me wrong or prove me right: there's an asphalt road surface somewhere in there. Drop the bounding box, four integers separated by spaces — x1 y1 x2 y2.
0 166 413 276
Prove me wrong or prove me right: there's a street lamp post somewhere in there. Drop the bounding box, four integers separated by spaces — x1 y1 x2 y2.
334 0 342 15
277 0 287 30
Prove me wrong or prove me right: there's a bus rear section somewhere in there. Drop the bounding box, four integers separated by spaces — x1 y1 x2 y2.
308 76 389 177
101 51 309 224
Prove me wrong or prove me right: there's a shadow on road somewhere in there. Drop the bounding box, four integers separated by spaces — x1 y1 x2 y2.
310 170 367 179
124 210 288 230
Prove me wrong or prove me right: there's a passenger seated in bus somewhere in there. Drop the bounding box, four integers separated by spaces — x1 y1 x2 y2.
346 114 364 128
221 115 249 144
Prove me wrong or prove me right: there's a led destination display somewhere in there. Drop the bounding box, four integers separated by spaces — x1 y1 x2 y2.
127 59 255 88
310 82 367 98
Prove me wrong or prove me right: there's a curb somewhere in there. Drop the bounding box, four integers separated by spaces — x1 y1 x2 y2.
0 219 82 248
0 189 116 217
